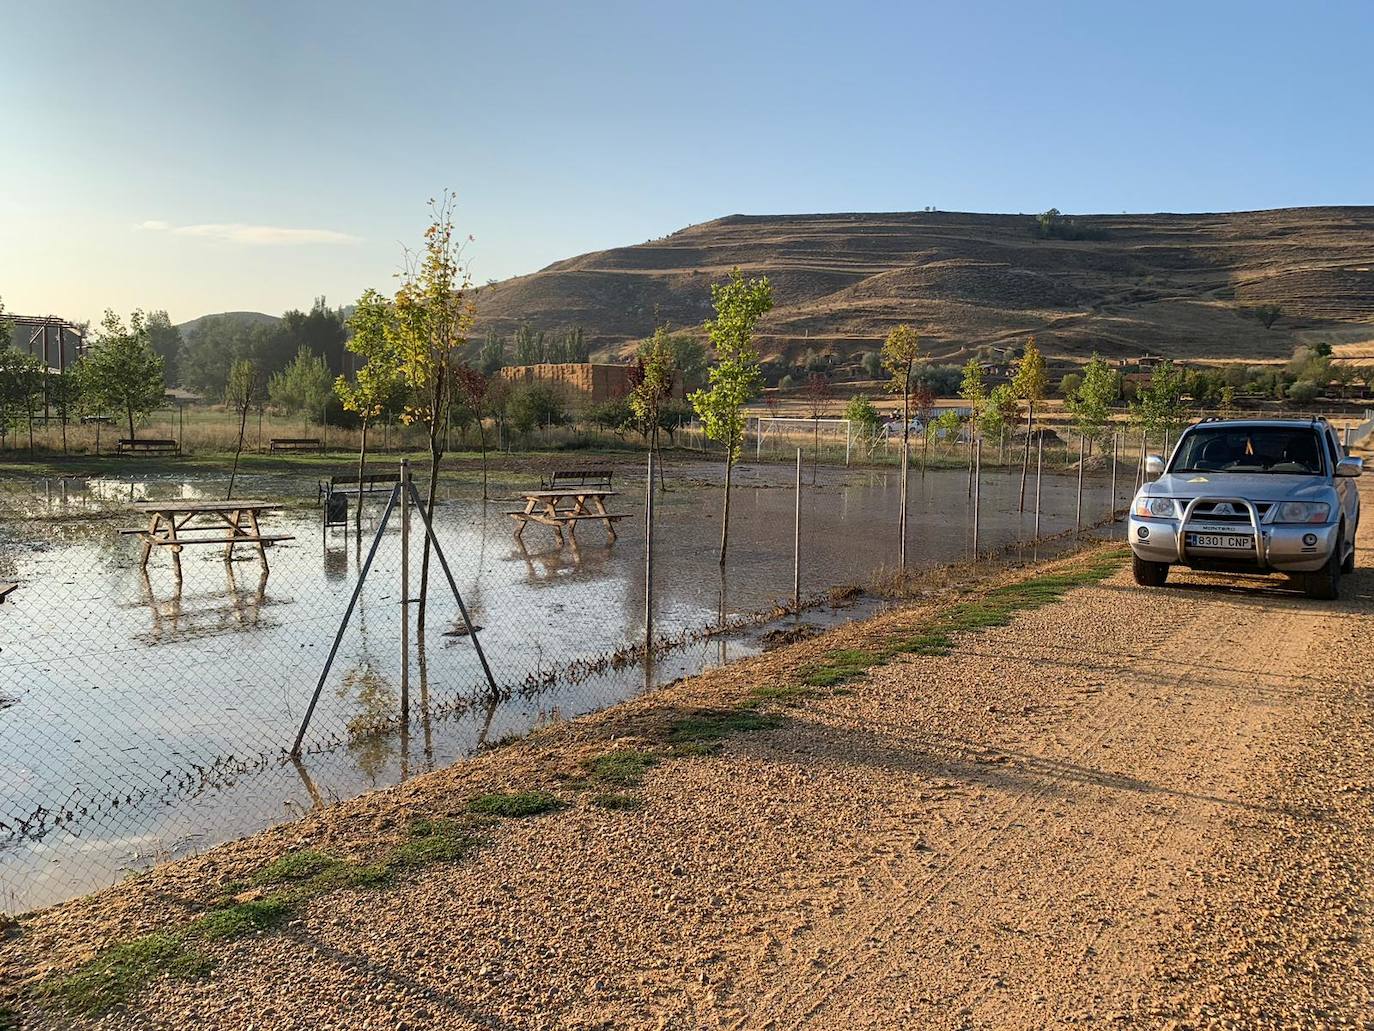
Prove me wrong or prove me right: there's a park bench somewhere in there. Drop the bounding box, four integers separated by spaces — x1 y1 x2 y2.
270 437 323 453
116 438 180 456
0 582 16 604
80 415 113 425
540 467 614 490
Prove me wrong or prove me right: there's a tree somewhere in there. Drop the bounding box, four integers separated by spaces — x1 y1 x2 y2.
881 324 923 566
225 359 259 499
843 394 882 446
958 358 986 492
77 310 166 439
1128 359 1187 446
393 193 477 631
665 334 708 390
688 268 773 567
1069 353 1121 445
861 350 883 380
1058 372 1083 398
1036 208 1061 238
1218 384 1238 419
337 289 404 527
269 346 333 435
629 327 677 491
980 383 1020 447
0 347 41 451
48 366 82 454
1011 337 1049 510
454 365 493 499
507 382 565 436
478 332 506 375
144 311 183 387
1252 304 1282 330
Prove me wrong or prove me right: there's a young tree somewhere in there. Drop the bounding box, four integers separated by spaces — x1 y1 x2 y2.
269 346 333 435
688 268 773 567
1012 337 1049 510
145 310 183 387
393 193 477 631
804 372 832 483
49 365 82 454
337 289 404 527
959 358 986 493
843 394 882 452
477 331 506 375
225 358 258 499
881 324 922 564
1129 360 1187 446
454 365 493 499
77 310 167 440
1068 353 1120 446
912 382 937 473
629 327 677 491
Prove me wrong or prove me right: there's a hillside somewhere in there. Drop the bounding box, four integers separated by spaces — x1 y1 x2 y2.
174 311 280 337
472 207 1374 365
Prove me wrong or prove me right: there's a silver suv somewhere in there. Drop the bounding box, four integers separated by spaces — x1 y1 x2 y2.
1128 418 1362 599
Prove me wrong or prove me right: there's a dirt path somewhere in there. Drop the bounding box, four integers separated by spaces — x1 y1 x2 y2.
6 509 1373 1029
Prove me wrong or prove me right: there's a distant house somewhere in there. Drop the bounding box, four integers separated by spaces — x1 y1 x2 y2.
498 363 684 410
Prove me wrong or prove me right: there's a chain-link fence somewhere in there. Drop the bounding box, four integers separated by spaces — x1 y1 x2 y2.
0 437 1134 913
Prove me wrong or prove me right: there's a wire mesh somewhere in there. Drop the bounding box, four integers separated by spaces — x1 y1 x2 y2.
0 441 1126 913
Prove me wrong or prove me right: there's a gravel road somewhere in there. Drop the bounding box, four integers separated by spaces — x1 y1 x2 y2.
6 491 1373 1030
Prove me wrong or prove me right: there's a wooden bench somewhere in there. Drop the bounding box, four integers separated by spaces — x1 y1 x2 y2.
270 437 323 453
116 438 179 456
0 582 16 604
541 467 614 490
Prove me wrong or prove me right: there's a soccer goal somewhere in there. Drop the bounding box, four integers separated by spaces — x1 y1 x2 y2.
750 416 881 465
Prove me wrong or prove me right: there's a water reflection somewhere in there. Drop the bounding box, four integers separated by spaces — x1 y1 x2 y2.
136 565 269 643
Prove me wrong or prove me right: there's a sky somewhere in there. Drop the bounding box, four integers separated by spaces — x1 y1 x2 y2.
2 0 1372 325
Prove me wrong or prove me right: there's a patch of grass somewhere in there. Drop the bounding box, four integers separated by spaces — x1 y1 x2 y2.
745 683 814 706
467 791 566 819
667 709 781 753
38 932 211 1017
583 749 659 787
801 647 882 687
250 849 342 886
0 1005 18 1031
189 895 292 939
589 792 643 811
389 818 480 868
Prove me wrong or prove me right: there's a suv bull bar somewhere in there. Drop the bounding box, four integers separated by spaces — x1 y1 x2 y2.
1176 496 1267 568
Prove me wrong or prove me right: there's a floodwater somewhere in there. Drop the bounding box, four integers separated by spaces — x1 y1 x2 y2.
0 456 1121 911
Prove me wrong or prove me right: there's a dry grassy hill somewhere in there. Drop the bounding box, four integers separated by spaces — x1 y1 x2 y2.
473 207 1374 365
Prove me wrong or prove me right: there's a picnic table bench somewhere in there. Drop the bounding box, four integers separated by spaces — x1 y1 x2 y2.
506 488 627 544
540 467 614 490
116 438 180 456
270 437 323 453
0 582 16 604
121 499 294 576
318 473 402 526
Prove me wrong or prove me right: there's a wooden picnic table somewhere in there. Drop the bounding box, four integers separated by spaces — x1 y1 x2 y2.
505 489 627 544
121 499 294 576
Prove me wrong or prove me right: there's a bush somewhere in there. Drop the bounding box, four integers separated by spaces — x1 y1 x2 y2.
507 383 566 435
1287 379 1320 404
1058 372 1083 398
779 374 796 390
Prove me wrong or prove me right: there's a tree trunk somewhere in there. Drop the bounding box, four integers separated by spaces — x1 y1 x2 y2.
354 417 369 535
478 417 489 501
812 419 819 486
127 404 135 441
227 402 250 500
417 435 441 633
718 447 734 568
1018 402 1033 511
899 386 910 569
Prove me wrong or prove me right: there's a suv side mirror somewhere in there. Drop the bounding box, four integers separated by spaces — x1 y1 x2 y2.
1336 456 1364 478
1144 455 1166 479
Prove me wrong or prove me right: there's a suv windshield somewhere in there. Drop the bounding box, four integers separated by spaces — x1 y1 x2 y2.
1171 426 1326 475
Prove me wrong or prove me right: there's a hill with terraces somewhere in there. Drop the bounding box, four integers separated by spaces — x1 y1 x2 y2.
472 207 1374 366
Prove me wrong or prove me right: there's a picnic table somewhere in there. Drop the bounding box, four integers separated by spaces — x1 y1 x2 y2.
121 499 294 576
505 488 627 544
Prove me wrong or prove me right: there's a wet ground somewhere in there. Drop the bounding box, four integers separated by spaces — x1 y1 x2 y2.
0 455 1121 911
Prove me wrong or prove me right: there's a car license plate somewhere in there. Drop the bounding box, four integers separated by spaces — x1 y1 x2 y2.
1186 533 1253 550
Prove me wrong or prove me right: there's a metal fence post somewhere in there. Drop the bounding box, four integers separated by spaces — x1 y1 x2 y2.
972 435 981 558
898 431 909 570
1109 431 1118 529
645 449 654 647
400 458 410 722
1075 434 1085 534
1034 431 1043 541
794 447 802 609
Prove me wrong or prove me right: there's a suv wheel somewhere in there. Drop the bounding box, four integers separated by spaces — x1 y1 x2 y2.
1305 528 1344 600
1133 555 1169 587
1341 538 1355 574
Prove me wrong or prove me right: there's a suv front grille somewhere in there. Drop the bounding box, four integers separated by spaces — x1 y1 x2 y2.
1185 501 1272 523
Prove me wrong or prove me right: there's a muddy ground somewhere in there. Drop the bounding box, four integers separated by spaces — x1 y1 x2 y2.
3 488 1372 1030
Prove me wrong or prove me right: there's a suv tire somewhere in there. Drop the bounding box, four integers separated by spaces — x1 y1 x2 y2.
1133 555 1169 587
1305 528 1343 600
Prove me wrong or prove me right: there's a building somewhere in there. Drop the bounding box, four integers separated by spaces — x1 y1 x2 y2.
498 363 684 410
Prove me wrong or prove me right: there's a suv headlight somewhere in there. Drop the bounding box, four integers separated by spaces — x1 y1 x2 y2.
1133 496 1177 518
1272 501 1330 524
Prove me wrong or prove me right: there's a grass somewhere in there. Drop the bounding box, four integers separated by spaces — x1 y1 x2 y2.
583 749 659 786
666 709 781 754
389 818 481 868
37 932 212 1017
467 791 566 819
189 896 291 939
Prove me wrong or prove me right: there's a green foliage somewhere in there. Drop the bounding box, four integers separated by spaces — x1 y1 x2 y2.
666 709 781 752
38 932 211 1016
843 394 882 437
1128 359 1186 436
507 382 566 435
466 791 566 818
630 327 678 444
390 818 479 867
190 896 290 939
268 346 332 421
860 350 883 379
980 383 1020 438
1066 354 1120 441
589 792 643 811
1287 378 1320 404
689 268 773 461
1251 303 1282 329
587 396 636 435
145 310 183 386
1032 208 1111 241
1057 372 1082 398
478 330 506 375
664 334 708 389
76 309 167 438
1011 337 1048 408
931 407 963 442
336 289 405 425
0 347 42 441
958 359 985 430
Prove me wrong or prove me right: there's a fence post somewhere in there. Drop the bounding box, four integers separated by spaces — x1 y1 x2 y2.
1075 435 1085 534
400 458 410 722
899 431 909 570
972 435 981 558
794 447 802 609
845 421 851 467
1109 431 1118 529
1034 431 1043 541
645 449 654 647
